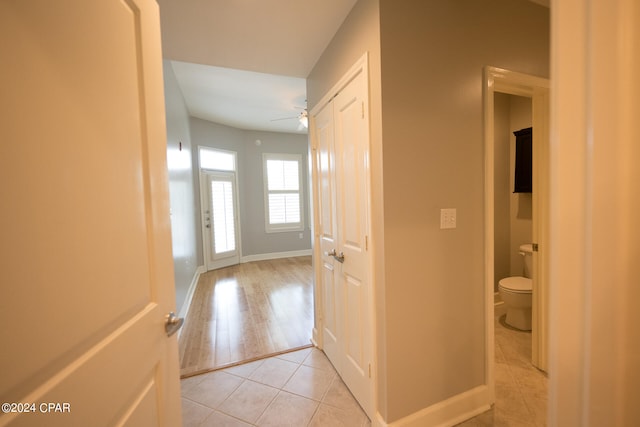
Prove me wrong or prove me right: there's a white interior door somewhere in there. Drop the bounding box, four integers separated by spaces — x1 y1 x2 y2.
316 100 341 366
333 68 373 416
312 60 373 418
531 87 550 371
0 1 181 426
202 171 240 270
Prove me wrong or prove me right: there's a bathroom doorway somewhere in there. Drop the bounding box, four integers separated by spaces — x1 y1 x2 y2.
483 67 550 393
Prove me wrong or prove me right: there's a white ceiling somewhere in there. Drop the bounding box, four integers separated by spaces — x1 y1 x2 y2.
170 61 307 134
157 0 359 134
158 0 548 135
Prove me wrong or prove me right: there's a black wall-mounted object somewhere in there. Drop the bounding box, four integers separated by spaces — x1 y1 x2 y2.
513 127 532 193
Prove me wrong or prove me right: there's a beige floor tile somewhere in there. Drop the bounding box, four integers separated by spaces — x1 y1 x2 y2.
493 411 538 427
322 377 362 413
468 409 495 426
282 364 336 400
303 348 336 371
223 359 265 379
495 343 508 364
180 374 205 395
181 398 214 427
461 315 547 426
218 380 279 423
509 365 548 399
495 362 515 388
308 402 366 427
455 420 478 426
200 410 253 427
256 390 319 427
495 385 532 420
183 371 244 409
276 347 312 364
524 396 548 426
249 357 299 388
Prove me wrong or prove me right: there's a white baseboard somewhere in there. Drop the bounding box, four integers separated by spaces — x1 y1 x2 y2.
177 265 205 338
240 249 312 263
373 385 491 427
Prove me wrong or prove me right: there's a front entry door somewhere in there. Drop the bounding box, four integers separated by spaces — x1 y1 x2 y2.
0 1 181 425
202 171 240 270
313 60 373 418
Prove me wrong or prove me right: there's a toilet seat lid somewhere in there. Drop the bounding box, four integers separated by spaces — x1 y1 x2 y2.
499 276 532 293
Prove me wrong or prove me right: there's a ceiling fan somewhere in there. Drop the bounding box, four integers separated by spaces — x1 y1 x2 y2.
271 108 308 130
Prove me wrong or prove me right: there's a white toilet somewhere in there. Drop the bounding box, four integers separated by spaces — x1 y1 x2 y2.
498 244 533 330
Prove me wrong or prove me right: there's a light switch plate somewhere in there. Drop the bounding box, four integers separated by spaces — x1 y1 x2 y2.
440 208 457 229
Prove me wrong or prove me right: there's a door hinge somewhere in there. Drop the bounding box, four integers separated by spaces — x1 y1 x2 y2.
532 243 539 252
362 101 365 119
368 363 372 378
365 235 368 251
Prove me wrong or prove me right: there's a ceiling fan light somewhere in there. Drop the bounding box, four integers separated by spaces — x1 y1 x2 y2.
299 110 308 128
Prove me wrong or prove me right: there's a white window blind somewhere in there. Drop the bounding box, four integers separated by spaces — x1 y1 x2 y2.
264 154 303 232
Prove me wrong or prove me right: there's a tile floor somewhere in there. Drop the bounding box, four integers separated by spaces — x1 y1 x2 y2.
181 314 547 427
458 315 548 426
181 347 371 427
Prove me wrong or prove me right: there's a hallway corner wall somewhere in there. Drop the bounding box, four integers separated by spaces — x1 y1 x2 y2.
163 60 200 314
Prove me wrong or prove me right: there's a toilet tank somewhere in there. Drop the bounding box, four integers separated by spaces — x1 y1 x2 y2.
519 243 534 278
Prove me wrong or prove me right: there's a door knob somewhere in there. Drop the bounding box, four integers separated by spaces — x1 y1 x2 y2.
324 249 344 263
165 312 184 337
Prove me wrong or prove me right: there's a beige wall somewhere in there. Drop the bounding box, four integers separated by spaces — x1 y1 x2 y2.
508 96 533 276
494 93 511 290
309 0 549 423
163 60 199 314
306 0 390 419
378 0 548 421
189 118 311 260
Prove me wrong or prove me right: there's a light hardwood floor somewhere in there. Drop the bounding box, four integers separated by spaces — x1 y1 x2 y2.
179 256 314 377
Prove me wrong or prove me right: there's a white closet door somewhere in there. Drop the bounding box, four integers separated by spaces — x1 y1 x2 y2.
333 69 373 416
316 100 341 367
312 63 373 418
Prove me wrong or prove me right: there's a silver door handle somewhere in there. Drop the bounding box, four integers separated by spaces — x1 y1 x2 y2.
165 312 184 337
324 249 344 263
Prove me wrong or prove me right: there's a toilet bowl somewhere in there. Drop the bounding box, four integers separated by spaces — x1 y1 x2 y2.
498 244 533 330
498 276 532 330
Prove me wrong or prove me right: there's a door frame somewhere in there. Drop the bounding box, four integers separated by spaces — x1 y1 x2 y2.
483 66 550 398
199 165 241 271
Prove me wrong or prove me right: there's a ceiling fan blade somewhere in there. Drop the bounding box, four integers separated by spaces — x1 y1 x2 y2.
270 116 298 122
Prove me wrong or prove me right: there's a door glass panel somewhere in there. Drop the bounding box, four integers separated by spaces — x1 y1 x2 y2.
210 179 236 254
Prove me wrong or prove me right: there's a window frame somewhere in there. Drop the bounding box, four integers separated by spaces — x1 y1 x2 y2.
198 146 237 172
262 153 304 233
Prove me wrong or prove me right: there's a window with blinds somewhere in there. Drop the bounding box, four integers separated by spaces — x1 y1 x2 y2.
263 153 304 232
